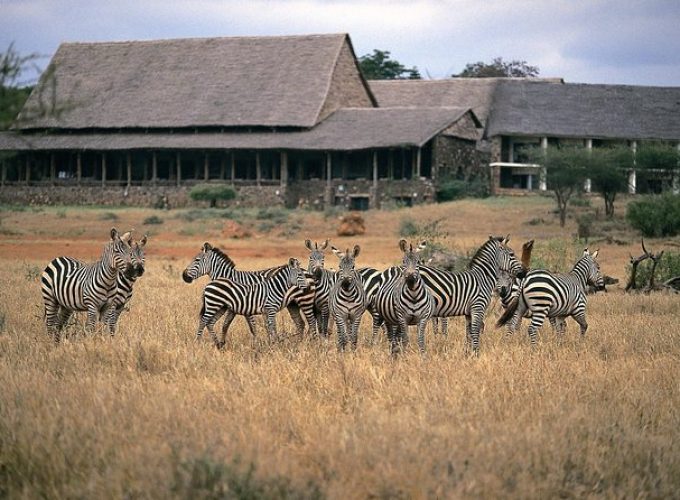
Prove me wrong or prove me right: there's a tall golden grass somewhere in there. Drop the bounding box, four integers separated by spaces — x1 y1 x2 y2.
1 198 679 498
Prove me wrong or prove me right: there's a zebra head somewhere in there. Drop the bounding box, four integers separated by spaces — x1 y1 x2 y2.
331 245 360 290
495 269 515 300
304 239 329 280
130 234 148 278
182 242 213 283
486 235 526 279
399 239 427 289
286 257 310 290
108 228 135 278
582 248 605 291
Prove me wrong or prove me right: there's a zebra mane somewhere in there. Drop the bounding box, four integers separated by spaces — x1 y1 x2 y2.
210 247 236 269
467 237 503 269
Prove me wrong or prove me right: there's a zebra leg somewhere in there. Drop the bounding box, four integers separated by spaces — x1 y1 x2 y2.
106 306 124 336
369 307 384 344
417 318 428 352
388 324 401 355
350 314 362 350
441 317 449 336
527 311 548 346
321 303 332 338
244 315 258 338
572 312 588 336
301 303 318 338
335 314 347 352
468 306 485 355
286 303 305 336
265 309 279 342
215 310 234 349
44 297 62 339
85 306 98 334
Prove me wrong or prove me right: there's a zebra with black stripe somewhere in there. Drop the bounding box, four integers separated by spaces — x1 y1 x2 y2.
374 239 434 354
496 249 604 345
196 258 314 348
41 228 135 342
419 236 526 355
304 239 336 337
102 234 148 335
182 243 316 337
329 245 366 351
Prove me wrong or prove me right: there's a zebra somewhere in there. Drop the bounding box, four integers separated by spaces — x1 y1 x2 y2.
304 239 336 337
196 258 314 348
328 245 366 351
41 228 135 342
496 249 605 345
373 239 434 354
182 242 316 337
101 234 148 335
418 236 526 355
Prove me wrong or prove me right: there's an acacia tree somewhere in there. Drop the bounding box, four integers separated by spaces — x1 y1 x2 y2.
635 142 679 193
529 146 588 227
588 146 632 218
0 43 38 130
452 57 539 78
358 50 421 80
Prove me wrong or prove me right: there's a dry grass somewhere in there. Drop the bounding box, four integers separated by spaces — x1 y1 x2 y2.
1 197 679 498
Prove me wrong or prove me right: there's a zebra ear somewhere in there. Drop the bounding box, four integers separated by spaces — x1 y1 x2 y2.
503 234 510 245
203 242 212 252
140 234 148 247
353 244 361 258
288 257 298 267
331 246 343 259
111 228 119 240
304 239 313 251
399 239 408 253
120 231 132 244
583 248 590 256
320 239 329 250
592 249 599 259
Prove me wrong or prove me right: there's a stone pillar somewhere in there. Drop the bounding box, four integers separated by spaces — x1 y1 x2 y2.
388 149 394 179
220 154 226 180
415 147 422 178
280 151 288 187
584 139 592 193
372 151 378 189
230 152 235 185
629 140 637 194
371 150 380 210
1 158 6 187
25 155 30 184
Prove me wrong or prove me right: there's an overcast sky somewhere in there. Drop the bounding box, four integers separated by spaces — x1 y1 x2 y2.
2 0 680 87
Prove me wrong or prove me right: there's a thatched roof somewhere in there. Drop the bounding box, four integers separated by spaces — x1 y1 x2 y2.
17 34 375 130
487 80 680 141
0 107 477 151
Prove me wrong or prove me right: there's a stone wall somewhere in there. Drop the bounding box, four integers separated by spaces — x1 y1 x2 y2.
432 135 490 184
0 184 286 208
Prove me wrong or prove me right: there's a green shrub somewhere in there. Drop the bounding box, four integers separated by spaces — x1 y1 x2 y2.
189 184 237 208
436 178 489 202
626 193 680 237
143 215 164 225
255 207 288 224
98 212 119 221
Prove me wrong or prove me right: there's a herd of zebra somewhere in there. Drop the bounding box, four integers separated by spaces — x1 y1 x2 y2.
39 227 606 355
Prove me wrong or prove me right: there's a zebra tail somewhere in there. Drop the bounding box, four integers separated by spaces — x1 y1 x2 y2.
496 296 519 328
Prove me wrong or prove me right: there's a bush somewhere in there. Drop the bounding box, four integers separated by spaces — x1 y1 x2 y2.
626 193 680 237
436 178 488 202
98 212 119 221
143 215 164 225
189 184 237 208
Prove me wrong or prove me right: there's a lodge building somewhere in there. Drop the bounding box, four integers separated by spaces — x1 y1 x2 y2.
0 33 679 208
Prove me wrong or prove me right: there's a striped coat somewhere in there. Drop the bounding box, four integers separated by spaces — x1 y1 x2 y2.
41 228 134 342
329 245 366 351
497 249 604 345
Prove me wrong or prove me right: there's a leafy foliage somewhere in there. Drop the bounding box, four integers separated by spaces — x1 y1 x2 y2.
629 250 680 285
588 146 633 218
0 43 39 130
452 57 539 78
626 193 680 237
358 50 420 80
436 178 489 202
189 185 236 208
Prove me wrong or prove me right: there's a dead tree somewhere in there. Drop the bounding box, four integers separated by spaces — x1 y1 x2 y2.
625 239 677 293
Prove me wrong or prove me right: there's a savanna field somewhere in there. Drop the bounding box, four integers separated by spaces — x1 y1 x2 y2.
0 196 679 499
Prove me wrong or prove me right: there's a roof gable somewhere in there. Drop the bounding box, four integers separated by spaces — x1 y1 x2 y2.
18 34 351 130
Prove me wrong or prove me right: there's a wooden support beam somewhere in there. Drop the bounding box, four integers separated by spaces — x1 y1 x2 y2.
1 158 6 187
415 148 421 178
230 152 235 185
204 152 209 181
176 152 182 187
372 151 378 188
280 151 288 187
220 154 226 180
255 152 261 186
25 155 30 184
152 151 158 186
77 152 82 185
126 153 132 188
101 153 107 188
50 153 56 184
326 153 332 187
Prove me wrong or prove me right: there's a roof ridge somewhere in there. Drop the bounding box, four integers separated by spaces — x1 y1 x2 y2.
58 33 349 47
